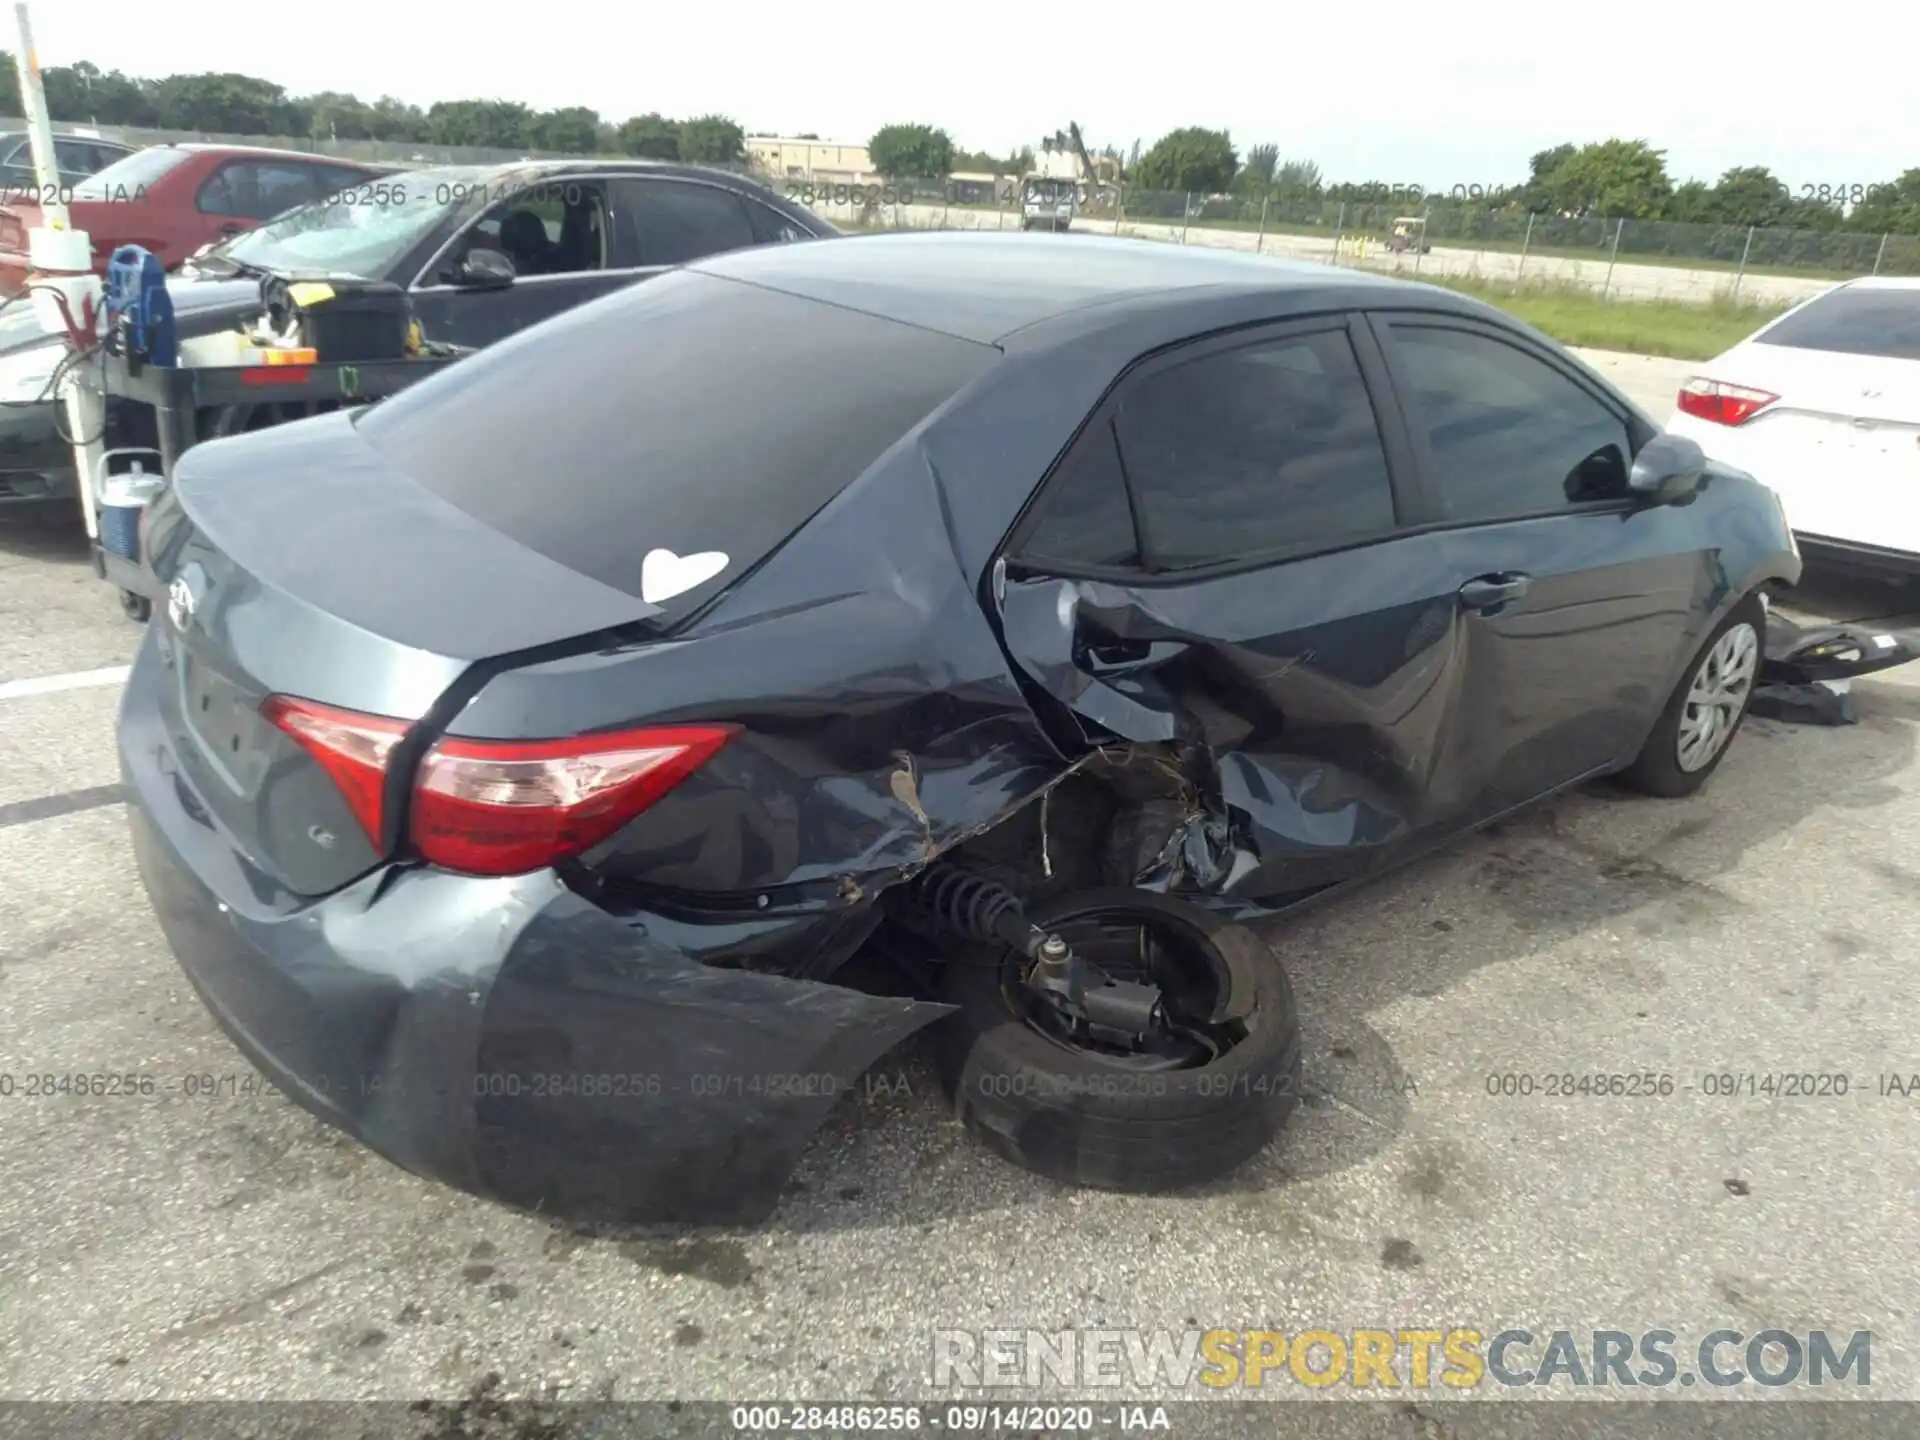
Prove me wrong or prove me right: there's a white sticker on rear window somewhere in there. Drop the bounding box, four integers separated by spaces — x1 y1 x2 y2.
641 548 729 604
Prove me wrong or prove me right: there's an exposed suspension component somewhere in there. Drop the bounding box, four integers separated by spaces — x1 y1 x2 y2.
911 865 1032 951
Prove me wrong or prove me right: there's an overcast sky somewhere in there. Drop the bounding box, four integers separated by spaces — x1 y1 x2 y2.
30 0 1916 189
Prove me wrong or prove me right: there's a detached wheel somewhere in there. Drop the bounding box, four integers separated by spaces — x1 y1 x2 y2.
932 888 1301 1192
1619 591 1764 797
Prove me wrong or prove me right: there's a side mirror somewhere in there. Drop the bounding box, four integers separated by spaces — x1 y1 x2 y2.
1628 433 1706 505
453 247 516 288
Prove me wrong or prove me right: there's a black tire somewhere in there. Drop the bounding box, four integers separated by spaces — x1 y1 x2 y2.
119 589 152 623
1618 591 1765 797
932 888 1302 1192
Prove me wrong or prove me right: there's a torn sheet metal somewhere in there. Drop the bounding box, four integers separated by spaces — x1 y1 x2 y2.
1762 613 1920 685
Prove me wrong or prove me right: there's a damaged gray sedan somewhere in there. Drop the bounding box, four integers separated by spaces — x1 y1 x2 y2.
122 232 1801 1223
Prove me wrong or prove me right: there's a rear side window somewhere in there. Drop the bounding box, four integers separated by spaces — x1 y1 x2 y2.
1020 420 1139 568
1757 287 1920 361
72 145 191 199
355 271 995 621
1112 327 1396 570
614 179 760 266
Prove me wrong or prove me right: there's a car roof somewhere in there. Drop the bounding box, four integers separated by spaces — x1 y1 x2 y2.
161 142 385 164
687 231 1418 344
1833 275 1920 292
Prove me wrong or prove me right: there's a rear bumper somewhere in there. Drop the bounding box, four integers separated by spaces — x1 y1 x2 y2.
118 635 950 1224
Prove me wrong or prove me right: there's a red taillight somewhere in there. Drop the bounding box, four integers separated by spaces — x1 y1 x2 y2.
1677 377 1778 426
261 695 409 843
408 725 733 876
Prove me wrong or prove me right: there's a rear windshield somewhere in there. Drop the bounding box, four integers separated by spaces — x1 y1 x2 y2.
71 146 192 198
355 269 996 618
1757 287 1920 361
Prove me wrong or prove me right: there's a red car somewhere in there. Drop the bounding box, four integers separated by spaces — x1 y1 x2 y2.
0 143 391 296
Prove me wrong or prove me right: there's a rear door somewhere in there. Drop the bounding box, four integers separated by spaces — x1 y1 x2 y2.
608 176 765 273
999 315 1487 900
1369 312 1699 812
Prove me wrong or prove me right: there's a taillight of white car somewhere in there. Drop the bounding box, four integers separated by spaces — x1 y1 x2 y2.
1676 377 1779 426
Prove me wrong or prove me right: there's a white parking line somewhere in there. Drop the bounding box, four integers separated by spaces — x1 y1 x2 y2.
0 665 131 701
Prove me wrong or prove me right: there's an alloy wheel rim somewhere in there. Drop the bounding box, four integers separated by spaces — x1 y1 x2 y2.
1676 622 1758 773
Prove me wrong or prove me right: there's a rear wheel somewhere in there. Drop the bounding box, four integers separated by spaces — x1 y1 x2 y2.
932 888 1301 1192
1619 592 1764 797
119 588 151 623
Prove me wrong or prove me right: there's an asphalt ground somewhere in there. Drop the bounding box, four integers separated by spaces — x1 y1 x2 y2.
2 354 1917 1434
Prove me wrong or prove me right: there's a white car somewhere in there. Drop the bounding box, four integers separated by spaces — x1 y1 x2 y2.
1666 277 1920 577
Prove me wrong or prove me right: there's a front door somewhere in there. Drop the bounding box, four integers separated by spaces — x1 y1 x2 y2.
409 179 639 349
1371 314 1707 814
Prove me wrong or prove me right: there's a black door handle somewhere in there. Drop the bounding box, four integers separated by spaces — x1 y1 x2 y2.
1458 572 1531 610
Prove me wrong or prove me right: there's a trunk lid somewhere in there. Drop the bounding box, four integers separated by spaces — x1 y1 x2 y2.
143 409 667 897
1709 340 1920 550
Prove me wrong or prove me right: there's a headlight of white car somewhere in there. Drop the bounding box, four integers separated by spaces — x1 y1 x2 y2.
0 343 60 405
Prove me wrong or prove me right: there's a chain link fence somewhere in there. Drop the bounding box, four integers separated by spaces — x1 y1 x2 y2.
780 180 1920 306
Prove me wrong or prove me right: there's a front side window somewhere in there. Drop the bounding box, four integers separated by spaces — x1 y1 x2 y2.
1112 327 1397 570
457 181 611 277
1388 324 1634 522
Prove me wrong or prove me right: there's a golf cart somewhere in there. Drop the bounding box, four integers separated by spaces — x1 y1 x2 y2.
1388 216 1431 254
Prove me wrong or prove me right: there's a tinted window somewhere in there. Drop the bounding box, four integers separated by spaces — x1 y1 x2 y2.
1389 325 1632 522
1112 328 1396 569
1020 420 1139 568
462 182 611 276
356 270 995 620
70 145 193 199
198 161 318 219
314 164 376 198
53 138 95 174
616 179 759 266
747 200 811 245
1757 286 1920 361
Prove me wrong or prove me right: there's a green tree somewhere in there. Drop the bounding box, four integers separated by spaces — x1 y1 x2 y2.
617 112 680 159
1541 139 1673 218
425 99 532 149
1708 165 1791 227
1274 158 1322 200
1236 142 1279 194
1133 127 1238 195
152 72 299 134
527 106 601 153
676 114 745 165
366 95 428 142
951 148 1005 174
302 90 376 141
868 123 955 178
1517 142 1577 211
1664 179 1719 224
1849 169 1920 235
